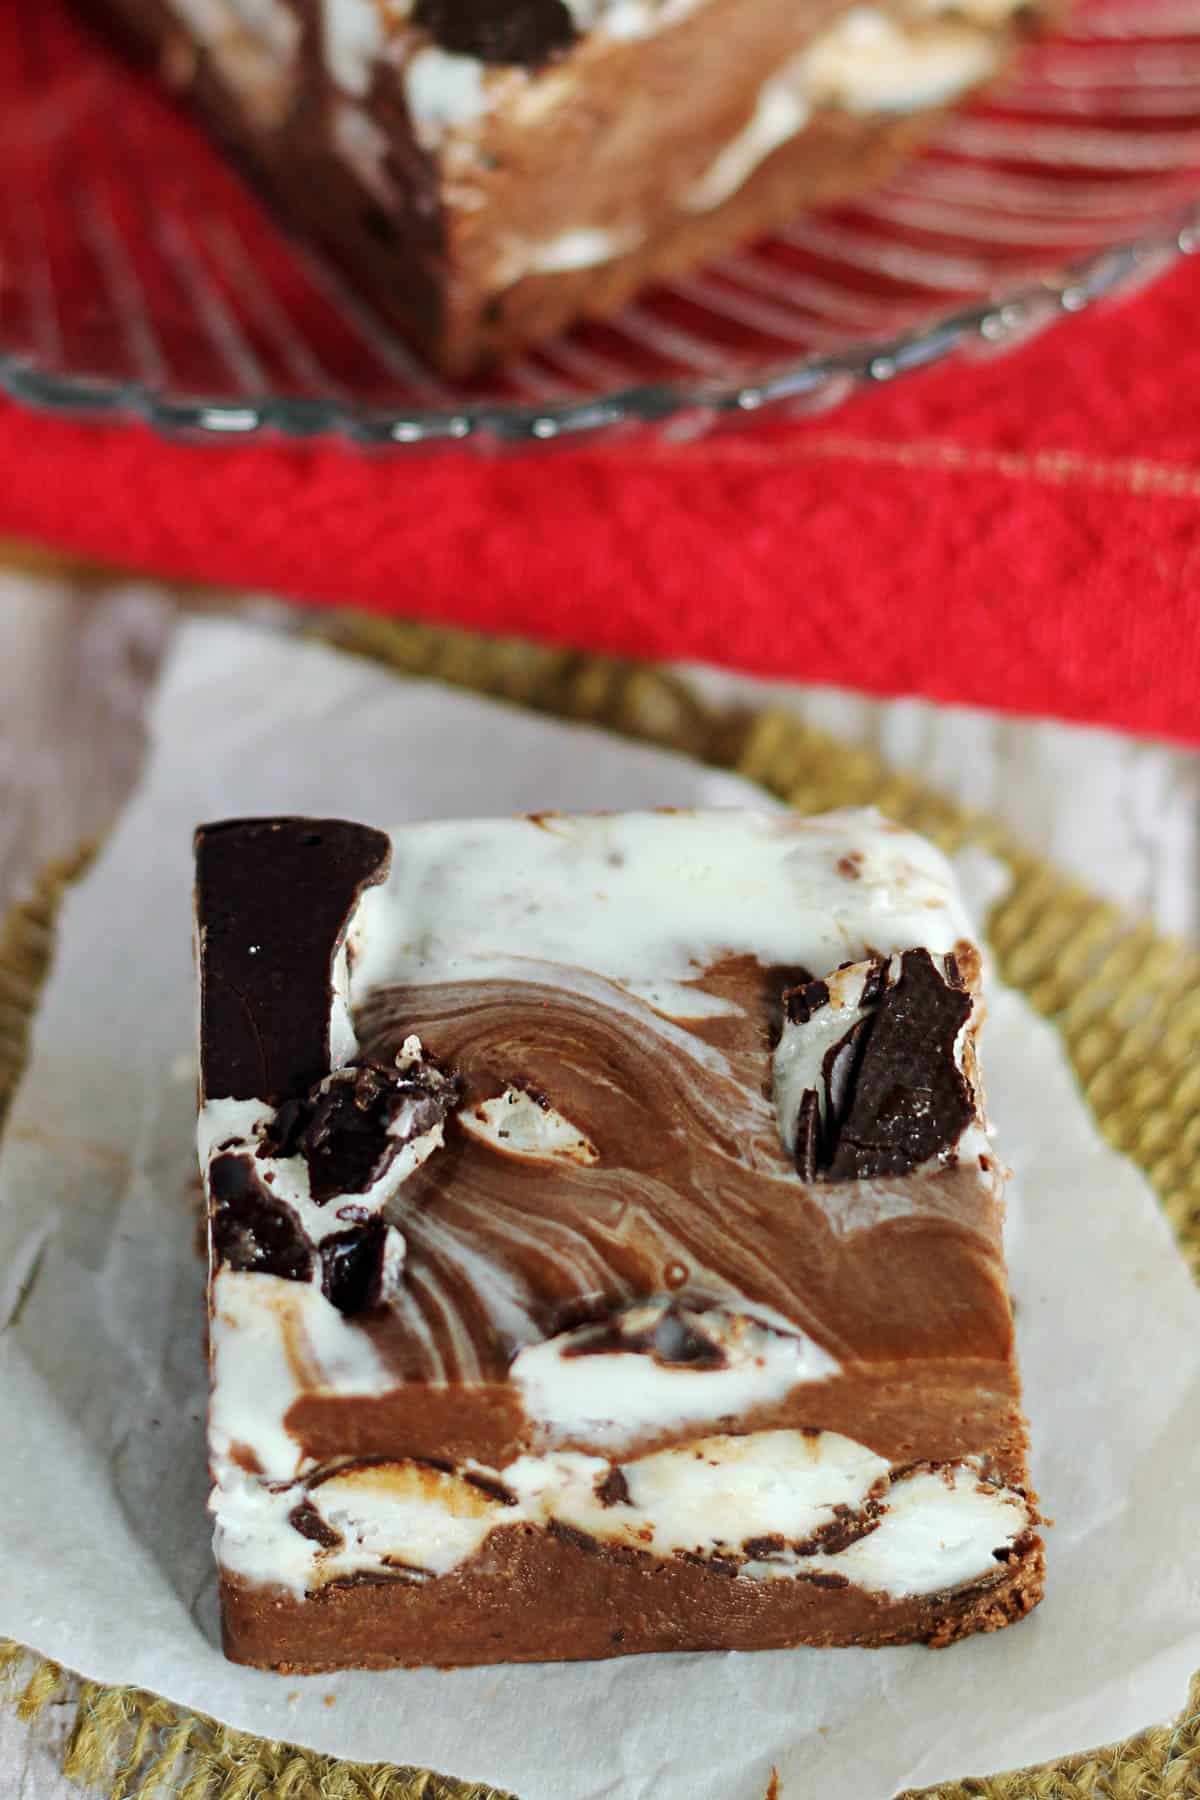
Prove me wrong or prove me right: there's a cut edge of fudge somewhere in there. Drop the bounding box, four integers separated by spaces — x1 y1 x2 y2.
219 1510 1046 1671
79 0 1067 374
194 807 1042 1669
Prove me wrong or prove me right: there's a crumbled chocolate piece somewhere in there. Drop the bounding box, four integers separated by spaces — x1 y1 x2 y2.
825 949 973 1180
320 1218 392 1316
562 1301 728 1369
793 1089 821 1183
413 0 577 68
821 1013 873 1133
548 1519 599 1554
800 1569 850 1591
835 854 862 879
649 1305 727 1368
461 1470 517 1506
763 962 816 1049
595 1467 631 1508
694 1552 740 1579
992 1527 1040 1565
290 1500 342 1549
195 818 390 1104
887 1460 923 1486
742 1533 786 1559
792 1498 885 1557
329 1565 426 1589
857 954 890 1011
378 1557 433 1580
209 1153 312 1281
263 1055 459 1203
785 978 829 1025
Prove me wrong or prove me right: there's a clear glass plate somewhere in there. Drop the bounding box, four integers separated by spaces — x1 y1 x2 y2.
4 0 1200 451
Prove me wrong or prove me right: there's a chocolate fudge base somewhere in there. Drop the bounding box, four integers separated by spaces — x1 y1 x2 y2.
221 1522 1044 1672
79 0 1046 376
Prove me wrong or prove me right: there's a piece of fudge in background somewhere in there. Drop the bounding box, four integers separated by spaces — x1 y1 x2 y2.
194 808 1042 1672
82 0 1061 374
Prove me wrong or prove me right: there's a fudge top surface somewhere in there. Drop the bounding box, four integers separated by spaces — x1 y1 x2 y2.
195 809 1012 1430
344 805 971 997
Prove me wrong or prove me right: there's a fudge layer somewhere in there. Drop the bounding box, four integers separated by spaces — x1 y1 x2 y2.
195 808 1042 1670
84 0 1059 374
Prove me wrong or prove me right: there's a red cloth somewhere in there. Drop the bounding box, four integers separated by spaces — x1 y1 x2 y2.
4 257 1200 743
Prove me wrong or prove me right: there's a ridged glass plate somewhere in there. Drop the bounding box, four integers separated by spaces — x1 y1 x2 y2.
4 0 1200 450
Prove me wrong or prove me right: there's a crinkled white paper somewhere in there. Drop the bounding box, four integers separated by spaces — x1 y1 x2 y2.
1 620 1198 1800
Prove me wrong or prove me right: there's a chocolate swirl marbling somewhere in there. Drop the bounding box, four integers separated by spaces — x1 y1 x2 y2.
353 955 1005 1388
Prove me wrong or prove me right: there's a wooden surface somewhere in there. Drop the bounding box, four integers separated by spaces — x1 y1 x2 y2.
0 567 1197 1797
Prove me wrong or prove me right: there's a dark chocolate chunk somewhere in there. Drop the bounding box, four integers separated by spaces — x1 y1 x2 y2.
792 1499 885 1557
548 1519 599 1554
320 1217 392 1316
195 818 391 1105
792 1089 821 1184
289 1500 342 1549
785 978 829 1025
646 1305 727 1368
992 1527 1040 1565
263 1055 458 1203
561 1301 727 1370
824 949 973 1180
378 1557 433 1580
461 1470 518 1506
858 954 890 1011
209 1153 312 1281
413 0 577 67
742 1533 786 1559
697 1553 740 1579
595 1467 631 1508
764 962 815 1049
821 1013 874 1137
329 1564 427 1588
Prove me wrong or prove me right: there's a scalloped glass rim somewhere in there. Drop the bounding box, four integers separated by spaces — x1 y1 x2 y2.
3 208 1195 452
8 0 1200 455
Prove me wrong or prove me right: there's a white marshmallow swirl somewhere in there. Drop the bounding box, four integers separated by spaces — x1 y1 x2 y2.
213 1425 1031 1600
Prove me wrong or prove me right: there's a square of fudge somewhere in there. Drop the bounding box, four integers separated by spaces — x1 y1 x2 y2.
84 0 1060 373
194 807 1042 1671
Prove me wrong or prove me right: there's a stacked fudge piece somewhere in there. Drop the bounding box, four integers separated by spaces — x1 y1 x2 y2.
84 0 1060 372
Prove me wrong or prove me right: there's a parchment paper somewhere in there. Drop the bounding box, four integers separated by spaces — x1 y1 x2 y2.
1 618 1197 1800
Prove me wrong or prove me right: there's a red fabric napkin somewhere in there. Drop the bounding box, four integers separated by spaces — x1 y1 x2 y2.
4 256 1199 744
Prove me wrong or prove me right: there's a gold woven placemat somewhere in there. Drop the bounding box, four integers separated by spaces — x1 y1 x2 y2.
2 613 1199 1800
